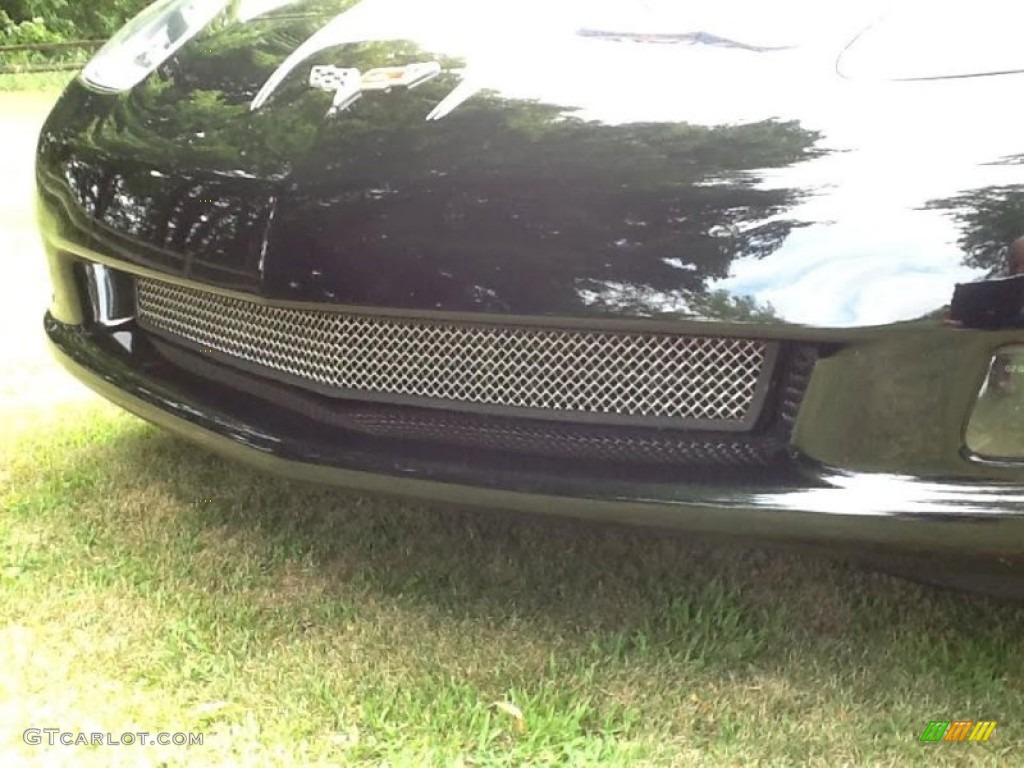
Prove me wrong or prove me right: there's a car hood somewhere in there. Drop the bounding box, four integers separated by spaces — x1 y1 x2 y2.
37 0 1024 328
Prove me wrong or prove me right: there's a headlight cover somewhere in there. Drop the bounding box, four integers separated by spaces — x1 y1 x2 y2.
81 0 228 93
965 346 1024 461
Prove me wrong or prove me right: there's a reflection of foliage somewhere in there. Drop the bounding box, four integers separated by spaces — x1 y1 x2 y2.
578 284 779 322
282 60 820 319
689 290 779 322
925 185 1024 276
101 32 417 173
49 9 823 322
165 1 365 105
111 80 329 171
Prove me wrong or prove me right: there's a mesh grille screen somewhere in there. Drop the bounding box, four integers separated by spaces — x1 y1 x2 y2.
136 278 769 425
344 409 786 466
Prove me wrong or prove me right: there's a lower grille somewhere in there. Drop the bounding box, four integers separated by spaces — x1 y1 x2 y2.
340 408 788 466
151 337 794 467
136 278 776 429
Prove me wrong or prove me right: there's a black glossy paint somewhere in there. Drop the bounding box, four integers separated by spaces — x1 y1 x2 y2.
35 0 1024 327
42 315 1024 554
33 0 1024 550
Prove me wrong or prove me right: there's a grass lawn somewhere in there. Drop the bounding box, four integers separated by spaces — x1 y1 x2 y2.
2 85 1023 766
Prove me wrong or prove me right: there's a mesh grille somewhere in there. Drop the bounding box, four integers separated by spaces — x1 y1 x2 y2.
136 278 770 426
150 337 792 468
345 409 786 466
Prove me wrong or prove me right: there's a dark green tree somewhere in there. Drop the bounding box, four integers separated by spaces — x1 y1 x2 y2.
925 185 1024 276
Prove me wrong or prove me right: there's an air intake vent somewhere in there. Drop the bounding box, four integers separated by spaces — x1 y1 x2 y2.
135 278 777 430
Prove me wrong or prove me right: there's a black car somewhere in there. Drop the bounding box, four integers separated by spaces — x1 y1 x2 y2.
35 0 1024 588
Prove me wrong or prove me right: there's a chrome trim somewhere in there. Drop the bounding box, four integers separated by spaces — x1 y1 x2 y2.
82 263 135 326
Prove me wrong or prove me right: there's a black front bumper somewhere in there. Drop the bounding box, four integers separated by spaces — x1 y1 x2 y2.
32 71 1024 566
45 310 1024 557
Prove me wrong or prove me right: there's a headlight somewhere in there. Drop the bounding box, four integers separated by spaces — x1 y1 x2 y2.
81 0 228 92
965 346 1024 461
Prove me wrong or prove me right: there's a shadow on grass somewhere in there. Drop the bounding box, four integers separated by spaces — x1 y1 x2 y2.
70 423 1024 628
